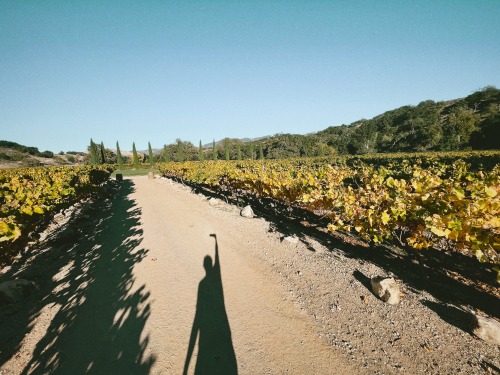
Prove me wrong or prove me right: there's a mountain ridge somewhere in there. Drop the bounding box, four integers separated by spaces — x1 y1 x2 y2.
1 86 499 166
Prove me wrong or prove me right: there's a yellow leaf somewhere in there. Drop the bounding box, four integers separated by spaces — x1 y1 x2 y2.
381 211 390 225
446 230 458 241
412 181 422 193
489 217 500 228
21 206 33 216
0 221 10 235
474 249 487 263
485 186 497 197
431 227 447 237
386 177 394 188
453 188 465 200
327 224 338 232
33 206 44 214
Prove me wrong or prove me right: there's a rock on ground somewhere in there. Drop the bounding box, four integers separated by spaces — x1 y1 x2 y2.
240 205 255 218
0 280 38 306
370 276 401 305
471 314 500 345
208 197 220 206
282 235 299 244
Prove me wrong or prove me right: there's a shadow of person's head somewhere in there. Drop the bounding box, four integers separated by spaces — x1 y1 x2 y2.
203 255 213 274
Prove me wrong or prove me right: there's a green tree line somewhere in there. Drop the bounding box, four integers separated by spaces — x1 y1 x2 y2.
86 86 499 164
157 86 500 161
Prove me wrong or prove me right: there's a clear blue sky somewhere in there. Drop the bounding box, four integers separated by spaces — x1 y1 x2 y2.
1 1 499 152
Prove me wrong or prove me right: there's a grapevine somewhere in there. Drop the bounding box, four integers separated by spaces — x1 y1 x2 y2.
157 154 499 280
0 165 113 260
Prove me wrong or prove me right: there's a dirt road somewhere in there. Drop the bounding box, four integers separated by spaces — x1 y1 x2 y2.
123 176 353 373
0 177 353 374
1 176 499 374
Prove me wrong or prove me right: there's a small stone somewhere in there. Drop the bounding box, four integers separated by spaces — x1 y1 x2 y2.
240 205 255 218
208 198 220 206
0 280 38 307
53 213 65 223
282 235 299 244
64 206 76 215
370 276 400 305
471 314 500 345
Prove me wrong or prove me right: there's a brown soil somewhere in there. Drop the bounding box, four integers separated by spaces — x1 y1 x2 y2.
0 176 499 374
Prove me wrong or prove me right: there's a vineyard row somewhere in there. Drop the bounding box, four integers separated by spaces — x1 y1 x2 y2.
157 157 499 279
0 165 113 261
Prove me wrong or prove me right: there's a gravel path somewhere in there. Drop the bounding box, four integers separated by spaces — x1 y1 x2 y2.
1 176 499 374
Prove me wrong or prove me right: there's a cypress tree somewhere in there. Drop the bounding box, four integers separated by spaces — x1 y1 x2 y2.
163 145 170 162
249 141 254 160
237 144 241 160
177 139 184 162
132 142 139 168
148 141 154 167
89 138 99 165
116 141 123 169
199 140 204 161
224 140 230 161
100 142 106 164
88 139 94 164
259 144 264 160
212 139 217 161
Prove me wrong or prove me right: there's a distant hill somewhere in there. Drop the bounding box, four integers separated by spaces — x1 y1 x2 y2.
4 86 499 166
0 141 84 169
251 86 500 158
161 86 500 161
310 85 500 155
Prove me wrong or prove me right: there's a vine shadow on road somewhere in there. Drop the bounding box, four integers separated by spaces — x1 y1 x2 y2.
180 180 499 328
0 179 155 374
183 234 238 375
253 197 500 325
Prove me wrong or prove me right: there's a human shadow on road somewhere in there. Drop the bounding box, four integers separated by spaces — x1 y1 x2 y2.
184 234 237 375
174 179 500 327
0 179 155 374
